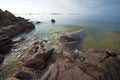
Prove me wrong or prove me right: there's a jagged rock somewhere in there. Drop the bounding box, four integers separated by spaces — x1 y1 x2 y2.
13 70 37 80
32 51 46 60
57 31 85 59
5 48 120 80
0 36 12 54
40 59 96 80
40 48 120 80
0 9 16 26
0 54 4 63
5 41 54 80
24 58 45 70
0 21 35 38
0 8 35 37
84 48 120 80
0 9 35 54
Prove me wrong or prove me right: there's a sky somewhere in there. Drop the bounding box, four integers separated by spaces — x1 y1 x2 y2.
0 0 120 17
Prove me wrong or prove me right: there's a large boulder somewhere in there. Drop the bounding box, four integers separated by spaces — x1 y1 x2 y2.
24 58 45 70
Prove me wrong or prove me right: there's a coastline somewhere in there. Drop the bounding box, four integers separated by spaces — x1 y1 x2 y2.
0 9 120 80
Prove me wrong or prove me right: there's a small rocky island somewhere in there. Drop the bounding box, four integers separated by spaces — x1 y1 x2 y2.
0 9 120 80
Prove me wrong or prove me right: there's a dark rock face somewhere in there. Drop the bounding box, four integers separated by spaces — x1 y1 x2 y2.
0 9 35 54
0 9 16 26
24 58 45 70
0 36 12 54
13 71 37 80
3 21 34 38
0 21 35 38
0 54 4 63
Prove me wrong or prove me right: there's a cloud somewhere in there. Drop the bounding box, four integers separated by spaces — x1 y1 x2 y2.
0 0 119 17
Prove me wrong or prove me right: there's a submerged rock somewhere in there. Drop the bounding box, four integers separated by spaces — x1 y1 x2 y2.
57 30 85 59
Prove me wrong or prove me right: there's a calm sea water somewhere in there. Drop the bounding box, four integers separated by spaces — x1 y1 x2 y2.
17 14 120 51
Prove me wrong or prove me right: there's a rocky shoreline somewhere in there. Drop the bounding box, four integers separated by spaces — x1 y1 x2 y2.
0 9 35 62
0 9 120 80
5 31 120 80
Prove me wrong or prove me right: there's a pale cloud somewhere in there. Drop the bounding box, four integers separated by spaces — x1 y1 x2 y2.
0 0 119 17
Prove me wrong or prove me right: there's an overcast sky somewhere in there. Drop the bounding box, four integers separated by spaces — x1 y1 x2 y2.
0 0 119 17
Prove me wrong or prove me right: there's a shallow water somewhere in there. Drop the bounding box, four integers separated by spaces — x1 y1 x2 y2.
17 14 120 51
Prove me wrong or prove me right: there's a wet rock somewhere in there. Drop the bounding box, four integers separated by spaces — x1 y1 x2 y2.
0 36 12 54
58 30 85 52
40 48 120 80
41 59 95 80
58 35 78 52
1 21 35 38
51 19 55 23
24 58 45 70
84 48 120 80
0 9 35 54
12 37 25 43
36 21 41 24
6 47 120 80
13 71 37 80
57 31 85 59
44 48 55 61
5 41 54 80
58 35 77 43
0 54 4 63
30 40 48 52
32 51 46 60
